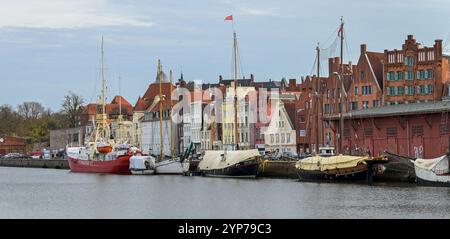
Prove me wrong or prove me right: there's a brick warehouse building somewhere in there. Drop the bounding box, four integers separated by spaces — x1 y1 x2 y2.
324 35 450 158
326 100 450 159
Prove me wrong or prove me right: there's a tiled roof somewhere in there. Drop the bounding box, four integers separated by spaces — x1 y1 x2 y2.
142 83 175 101
133 96 148 111
110 95 132 106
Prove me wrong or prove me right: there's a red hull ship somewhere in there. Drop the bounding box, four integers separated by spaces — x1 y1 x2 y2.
68 154 131 175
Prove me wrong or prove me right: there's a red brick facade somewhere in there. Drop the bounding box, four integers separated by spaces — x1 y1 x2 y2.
383 35 450 105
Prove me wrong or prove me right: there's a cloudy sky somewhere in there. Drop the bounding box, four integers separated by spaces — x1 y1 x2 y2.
0 0 449 110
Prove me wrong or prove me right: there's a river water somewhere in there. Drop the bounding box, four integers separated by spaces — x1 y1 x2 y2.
0 167 449 218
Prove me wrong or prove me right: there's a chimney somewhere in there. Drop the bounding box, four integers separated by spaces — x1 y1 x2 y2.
407 34 413 40
219 75 223 82
289 79 296 89
328 58 334 76
435 39 443 57
250 74 254 82
360 44 367 54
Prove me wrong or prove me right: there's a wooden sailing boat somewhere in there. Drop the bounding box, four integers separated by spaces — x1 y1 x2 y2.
67 37 141 174
295 18 386 182
153 60 183 174
198 15 261 178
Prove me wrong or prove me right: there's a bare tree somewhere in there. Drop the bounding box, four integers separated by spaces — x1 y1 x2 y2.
17 102 45 120
62 91 85 128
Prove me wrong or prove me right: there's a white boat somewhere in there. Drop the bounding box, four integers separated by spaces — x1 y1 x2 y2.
155 158 183 175
414 155 450 187
130 155 156 175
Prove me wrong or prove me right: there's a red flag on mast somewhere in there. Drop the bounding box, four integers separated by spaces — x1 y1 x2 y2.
224 15 233 21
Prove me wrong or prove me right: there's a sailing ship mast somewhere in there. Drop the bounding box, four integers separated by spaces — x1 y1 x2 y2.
233 25 239 150
339 17 345 154
170 69 175 160
118 74 123 144
211 99 215 150
315 43 321 154
95 36 109 144
158 59 164 160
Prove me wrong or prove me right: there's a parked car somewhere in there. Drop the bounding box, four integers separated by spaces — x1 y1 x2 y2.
2 153 30 159
29 152 43 159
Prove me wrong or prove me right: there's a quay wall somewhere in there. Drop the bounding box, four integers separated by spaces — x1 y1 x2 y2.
0 158 69 169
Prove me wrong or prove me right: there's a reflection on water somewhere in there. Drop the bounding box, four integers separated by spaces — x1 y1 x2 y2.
0 167 449 218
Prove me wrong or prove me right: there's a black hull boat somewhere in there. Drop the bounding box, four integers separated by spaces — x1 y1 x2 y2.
295 155 386 183
375 151 416 182
296 163 369 182
201 159 260 178
199 149 261 179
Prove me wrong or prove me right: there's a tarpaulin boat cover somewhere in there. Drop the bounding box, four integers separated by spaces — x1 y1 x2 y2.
414 155 449 175
199 149 260 170
295 155 368 171
129 156 155 170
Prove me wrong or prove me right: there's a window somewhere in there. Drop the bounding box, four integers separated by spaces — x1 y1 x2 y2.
428 51 435 61
405 86 415 95
354 86 359 95
281 133 285 143
412 126 423 136
397 86 404 95
387 127 397 137
73 133 79 143
276 134 279 143
417 70 426 80
427 69 434 79
397 71 403 80
397 53 403 63
299 116 305 123
405 71 414 80
349 102 358 111
287 133 291 143
428 85 434 94
362 101 369 109
360 71 365 80
373 100 381 107
364 127 373 137
324 104 330 114
388 53 395 63
418 85 426 95
387 86 396 96
405 56 414 66
270 134 274 143
387 71 396 81
418 51 426 62
361 85 372 95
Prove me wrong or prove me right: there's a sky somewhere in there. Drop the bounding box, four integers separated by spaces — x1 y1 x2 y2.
0 0 449 110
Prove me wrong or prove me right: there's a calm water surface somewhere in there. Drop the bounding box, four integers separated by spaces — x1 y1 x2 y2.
0 167 449 218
